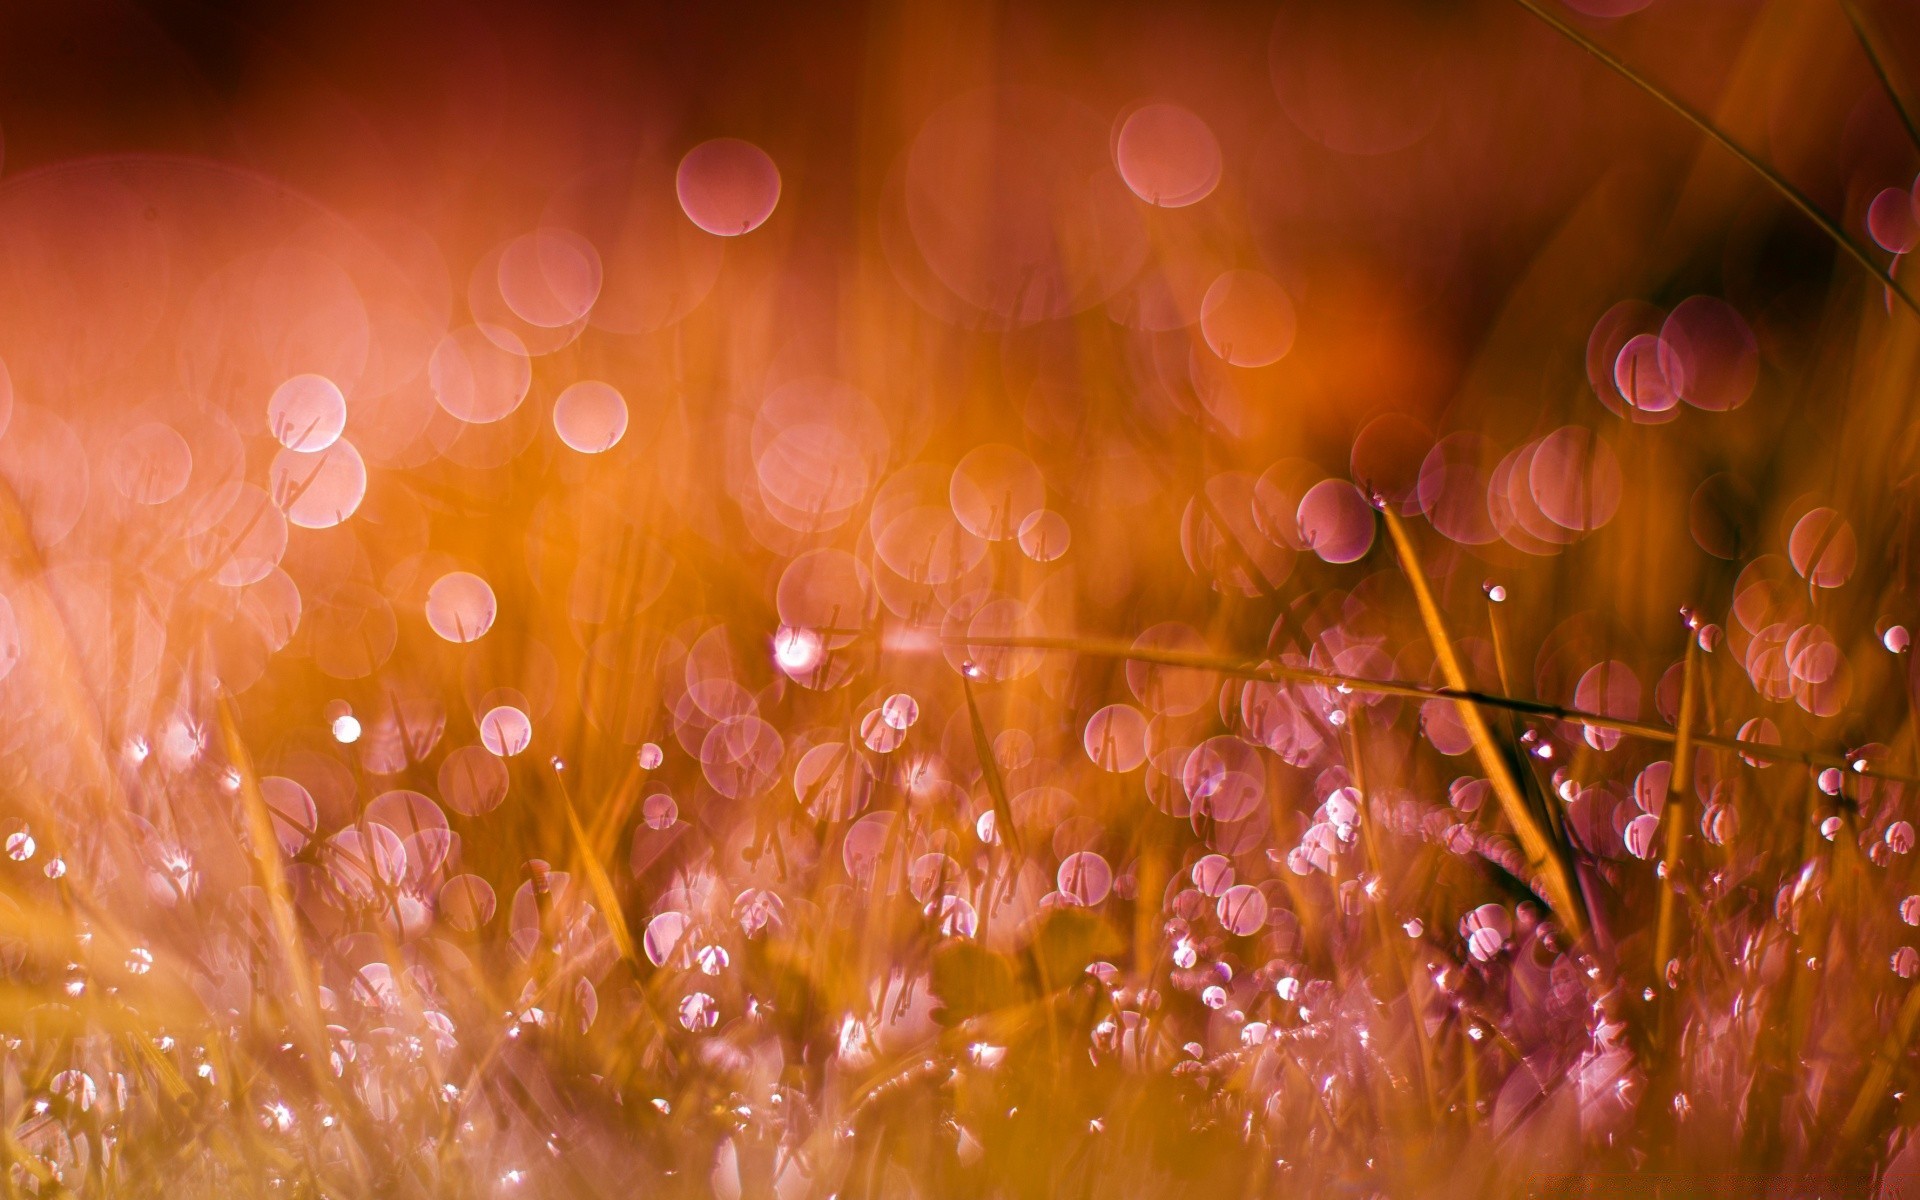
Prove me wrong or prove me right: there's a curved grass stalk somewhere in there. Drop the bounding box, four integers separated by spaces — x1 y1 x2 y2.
1510 0 1920 319
945 632 1920 787
214 694 379 1189
1837 0 1920 151
961 673 1022 856
1652 632 1699 1046
1376 507 1591 945
1839 976 1920 1146
551 761 684 1062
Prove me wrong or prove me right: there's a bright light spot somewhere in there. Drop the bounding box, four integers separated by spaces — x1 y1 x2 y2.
773 626 823 674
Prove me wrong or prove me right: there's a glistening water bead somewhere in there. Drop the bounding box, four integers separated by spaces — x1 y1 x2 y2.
0 9 1906 1194
642 793 677 830
880 693 920 731
267 374 347 452
425 571 498 643
479 706 532 757
1114 103 1222 208
552 381 629 454
675 139 781 236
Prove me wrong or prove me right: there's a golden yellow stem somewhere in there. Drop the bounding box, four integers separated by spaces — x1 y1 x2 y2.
1378 507 1589 945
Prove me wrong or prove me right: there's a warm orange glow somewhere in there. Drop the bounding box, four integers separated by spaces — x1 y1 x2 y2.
0 1 1915 1195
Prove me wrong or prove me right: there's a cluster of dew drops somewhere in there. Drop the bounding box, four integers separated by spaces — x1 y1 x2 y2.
2 59 1920 1198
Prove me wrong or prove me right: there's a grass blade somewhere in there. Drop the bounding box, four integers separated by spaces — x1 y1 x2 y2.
1838 0 1920 151
962 673 1022 856
945 631 1920 786
1510 0 1920 318
1378 506 1591 944
1653 631 1700 1045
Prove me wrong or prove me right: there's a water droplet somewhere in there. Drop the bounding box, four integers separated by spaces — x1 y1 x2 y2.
1057 850 1114 906
1624 813 1661 860
642 793 677 831
676 138 781 236
1889 821 1915 854
478 706 532 757
1185 855 1230 899
267 374 347 453
1467 926 1505 962
1173 938 1198 969
1217 884 1269 935
859 709 905 753
425 572 498 644
552 380 629 454
1017 510 1070 562
880 693 920 731
773 626 824 675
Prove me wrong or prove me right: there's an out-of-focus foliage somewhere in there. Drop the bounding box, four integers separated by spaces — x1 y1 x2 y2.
0 0 1918 1196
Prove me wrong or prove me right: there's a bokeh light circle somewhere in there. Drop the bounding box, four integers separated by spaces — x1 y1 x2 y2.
676 138 781 236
